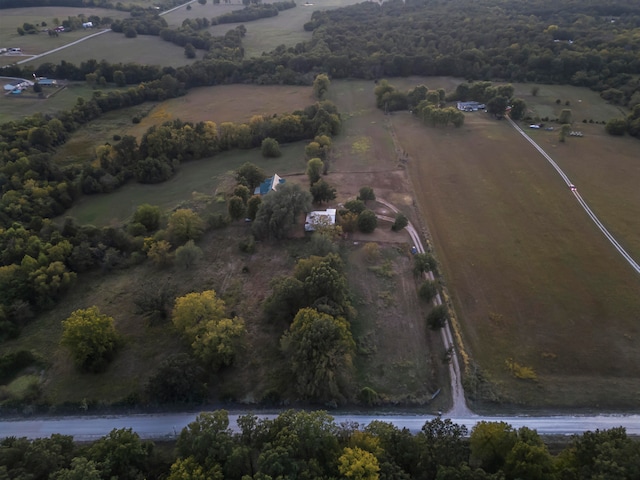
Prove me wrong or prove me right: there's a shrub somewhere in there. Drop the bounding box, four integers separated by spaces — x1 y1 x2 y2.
261 137 281 158
344 199 366 215
239 236 256 253
426 304 448 330
357 209 378 233
359 386 380 406
391 213 408 232
419 280 437 302
358 186 376 202
363 242 380 262
505 359 538 381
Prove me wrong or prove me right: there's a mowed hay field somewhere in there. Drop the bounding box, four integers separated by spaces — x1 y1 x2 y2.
393 109 640 409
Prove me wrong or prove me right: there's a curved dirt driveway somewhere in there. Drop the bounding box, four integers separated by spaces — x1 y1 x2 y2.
377 198 473 417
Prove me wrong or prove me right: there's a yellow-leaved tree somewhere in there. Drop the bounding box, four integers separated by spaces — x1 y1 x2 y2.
61 306 120 373
172 290 245 371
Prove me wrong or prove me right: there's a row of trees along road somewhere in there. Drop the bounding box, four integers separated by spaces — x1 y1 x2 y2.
3 411 640 479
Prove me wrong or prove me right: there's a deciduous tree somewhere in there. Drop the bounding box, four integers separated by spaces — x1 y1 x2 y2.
133 203 161 232
261 137 281 158
339 446 380 480
252 183 312 240
192 316 246 369
358 186 376 203
235 162 266 191
357 209 378 233
306 158 324 185
313 73 330 99
281 307 355 401
61 306 120 372
175 240 203 269
310 179 337 204
391 213 408 231
469 421 517 473
168 208 204 245
227 195 246 221
172 290 226 338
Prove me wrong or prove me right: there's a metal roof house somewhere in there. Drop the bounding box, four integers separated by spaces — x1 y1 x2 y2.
457 101 486 112
254 174 285 195
304 208 337 232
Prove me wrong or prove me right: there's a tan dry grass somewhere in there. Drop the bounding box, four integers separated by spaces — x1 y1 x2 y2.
393 110 640 408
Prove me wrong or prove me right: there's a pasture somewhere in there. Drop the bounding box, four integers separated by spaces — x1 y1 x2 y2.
393 106 640 409
47 84 314 163
202 0 363 58
35 30 196 68
61 142 308 226
0 7 131 63
0 82 124 124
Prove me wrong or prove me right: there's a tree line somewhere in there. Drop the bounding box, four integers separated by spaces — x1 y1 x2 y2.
0 0 185 10
2 411 640 479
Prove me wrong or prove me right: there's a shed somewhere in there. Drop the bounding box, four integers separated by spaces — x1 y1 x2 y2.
304 208 337 232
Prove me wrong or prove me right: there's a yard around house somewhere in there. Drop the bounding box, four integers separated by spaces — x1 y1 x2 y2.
3 75 448 411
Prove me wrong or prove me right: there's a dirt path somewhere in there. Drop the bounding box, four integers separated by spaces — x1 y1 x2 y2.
377 198 473 416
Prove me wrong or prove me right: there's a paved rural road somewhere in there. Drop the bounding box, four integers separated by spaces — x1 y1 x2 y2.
15 1 194 65
2 411 640 440
507 117 640 275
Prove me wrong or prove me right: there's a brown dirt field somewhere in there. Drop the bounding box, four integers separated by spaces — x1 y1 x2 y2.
392 111 640 409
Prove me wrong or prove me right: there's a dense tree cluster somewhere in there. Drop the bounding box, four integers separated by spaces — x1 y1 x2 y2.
3 414 640 479
216 1 296 24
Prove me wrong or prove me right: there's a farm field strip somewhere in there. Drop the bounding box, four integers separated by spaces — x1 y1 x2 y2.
396 110 640 408
508 117 640 275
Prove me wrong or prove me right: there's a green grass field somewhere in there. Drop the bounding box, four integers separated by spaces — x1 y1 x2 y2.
0 7 131 58
0 82 128 124
36 30 196 67
61 142 308 226
202 0 363 58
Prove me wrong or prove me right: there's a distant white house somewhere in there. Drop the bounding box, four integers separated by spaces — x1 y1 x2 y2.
82 22 93 28
305 208 337 232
